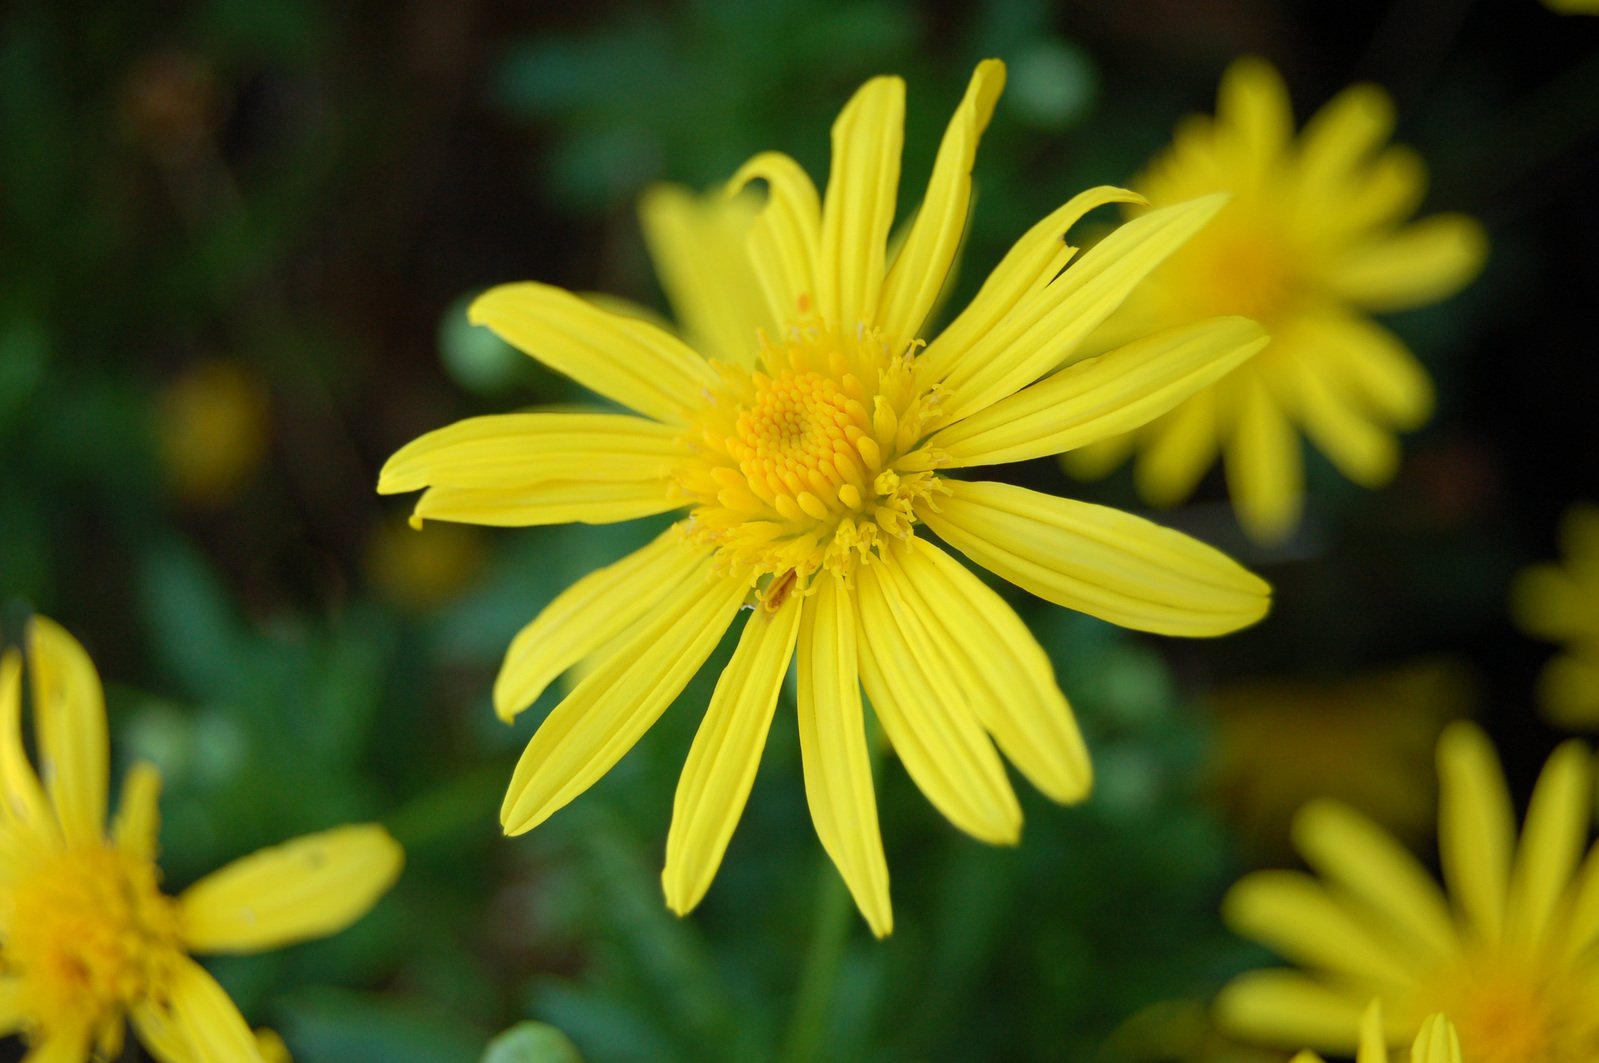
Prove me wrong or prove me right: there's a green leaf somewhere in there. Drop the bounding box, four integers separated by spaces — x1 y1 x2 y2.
482 1023 585 1063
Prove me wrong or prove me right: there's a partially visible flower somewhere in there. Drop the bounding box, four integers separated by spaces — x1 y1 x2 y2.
1218 722 1599 1063
157 358 272 508
1291 1002 1461 1063
0 617 403 1062
381 61 1272 935
1067 58 1486 543
1544 0 1599 14
1206 659 1472 856
365 513 486 612
1510 502 1599 727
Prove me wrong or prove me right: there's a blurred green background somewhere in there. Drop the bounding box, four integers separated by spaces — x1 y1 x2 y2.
3 0 1596 1059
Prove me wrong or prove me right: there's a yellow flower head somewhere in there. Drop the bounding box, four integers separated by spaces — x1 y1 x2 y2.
1510 502 1599 727
380 61 1272 936
0 618 403 1062
1218 722 1599 1063
1070 58 1487 543
1291 1002 1462 1063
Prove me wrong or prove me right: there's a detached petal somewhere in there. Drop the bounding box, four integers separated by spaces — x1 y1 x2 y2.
500 572 747 835
1323 214 1487 313
797 575 892 937
410 480 680 528
469 283 719 424
180 825 402 954
1437 721 1514 946
878 60 1005 343
817 76 904 330
918 480 1270 637
729 152 822 325
924 316 1265 468
662 593 801 917
27 617 109 845
164 957 266 1063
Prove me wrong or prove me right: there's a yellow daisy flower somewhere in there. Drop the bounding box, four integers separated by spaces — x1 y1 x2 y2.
1218 721 1599 1063
1068 57 1487 543
1291 1002 1461 1063
0 617 404 1062
380 61 1272 936
1510 502 1599 728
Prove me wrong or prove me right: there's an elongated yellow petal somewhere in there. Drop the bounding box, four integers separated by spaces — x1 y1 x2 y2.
1216 57 1293 182
797 575 891 937
918 480 1270 636
1286 343 1399 487
1297 84 1395 193
1224 870 1417 988
411 479 680 528
27 617 108 845
1291 1054 1328 1063
1226 373 1303 544
891 538 1090 802
662 594 801 916
919 185 1143 386
1293 801 1459 965
1437 721 1513 945
639 183 772 366
469 282 719 424
501 573 747 835
0 650 50 835
1135 386 1221 506
0 978 24 1038
1510 564 1592 641
855 557 1022 844
1215 970 1367 1051
180 824 402 954
1539 653 1599 728
877 60 1004 342
1356 1000 1390 1063
1324 215 1487 313
817 75 904 329
113 762 163 866
1410 1014 1462 1063
132 999 194 1063
1558 831 1599 961
729 152 822 325
19 1028 91 1063
937 194 1228 422
1504 739 1590 952
166 957 266 1063
924 316 1265 468
495 530 709 721
378 413 682 494
1301 311 1433 431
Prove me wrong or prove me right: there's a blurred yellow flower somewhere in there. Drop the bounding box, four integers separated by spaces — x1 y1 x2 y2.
1218 721 1599 1062
380 61 1272 935
1068 58 1487 543
365 513 486 612
1290 1002 1461 1063
157 359 271 508
1510 502 1599 727
1206 659 1471 857
0 617 403 1062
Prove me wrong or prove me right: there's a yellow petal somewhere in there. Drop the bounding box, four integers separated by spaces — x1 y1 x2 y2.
796 574 892 937
1436 721 1513 945
1135 386 1221 507
891 538 1090 803
1286 344 1400 487
935 193 1228 423
925 316 1265 468
1214 969 1366 1052
165 956 267 1063
1356 1000 1390 1063
1324 215 1487 312
877 60 1004 342
27 617 109 845
1300 311 1433 431
132 999 195 1063
1538 653 1599 728
1223 870 1417 987
1291 1054 1328 1063
0 650 50 835
1216 57 1294 181
1225 372 1303 544
817 75 904 330
918 480 1270 637
377 413 682 495
728 152 822 325
113 762 163 865
1061 429 1139 482
494 530 709 721
180 824 403 954
500 573 747 835
639 183 772 366
662 594 801 917
855 556 1022 844
0 977 25 1038
919 185 1144 387
1409 1014 1463 1063
1504 739 1590 952
410 479 679 528
19 1029 92 1063
1510 564 1593 642
1292 801 1458 964
1298 84 1395 192
468 282 718 424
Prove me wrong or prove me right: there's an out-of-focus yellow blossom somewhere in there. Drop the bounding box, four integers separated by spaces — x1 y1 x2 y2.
365 513 486 612
0 617 403 1062
380 61 1273 935
1067 58 1487 543
157 359 271 508
1218 721 1599 1062
1290 1002 1460 1063
1207 659 1472 857
1510 502 1599 727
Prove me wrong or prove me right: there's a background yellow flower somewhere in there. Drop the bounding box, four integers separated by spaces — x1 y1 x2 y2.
1511 502 1599 727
